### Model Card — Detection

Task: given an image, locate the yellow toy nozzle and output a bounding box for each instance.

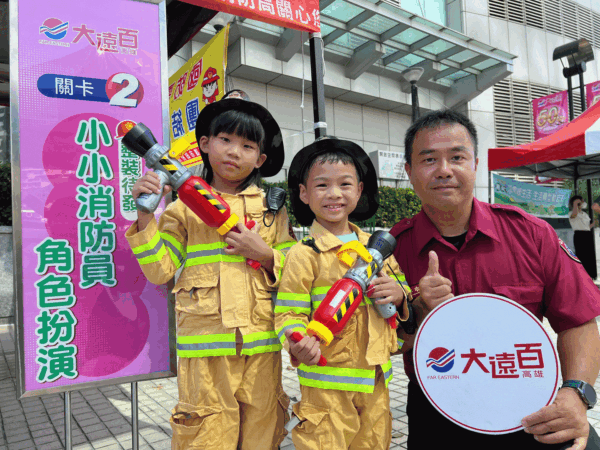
[217,213,239,235]
[336,240,372,267]
[307,320,334,346]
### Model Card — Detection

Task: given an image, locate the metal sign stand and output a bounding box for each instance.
[61,384,140,450]
[64,392,72,450]
[132,382,139,450]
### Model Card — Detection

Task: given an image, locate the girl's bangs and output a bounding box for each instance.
[209,110,266,152]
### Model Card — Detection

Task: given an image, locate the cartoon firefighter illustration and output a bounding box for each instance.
[202,67,220,105]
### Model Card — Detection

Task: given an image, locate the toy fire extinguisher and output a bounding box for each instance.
[307,231,399,347]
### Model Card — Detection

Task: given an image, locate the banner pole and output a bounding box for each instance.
[132,381,139,450]
[309,32,327,139]
[64,391,72,450]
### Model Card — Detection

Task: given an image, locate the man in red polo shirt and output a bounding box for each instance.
[391,109,600,449]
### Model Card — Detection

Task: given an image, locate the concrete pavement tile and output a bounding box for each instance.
[3,415,26,425]
[117,436,149,449]
[139,427,160,437]
[141,431,170,444]
[73,444,94,450]
[91,443,122,450]
[20,404,43,414]
[86,429,113,441]
[5,433,31,445]
[77,415,102,427]
[33,433,61,446]
[156,424,172,436]
[149,438,172,450]
[389,399,405,408]
[23,410,47,420]
[96,406,120,415]
[6,440,35,450]
[0,405,23,415]
[82,423,108,434]
[36,441,63,450]
[103,418,127,428]
[71,434,89,446]
[27,421,55,432]
[109,424,133,436]
[30,426,56,438]
[90,436,120,449]
[73,406,94,416]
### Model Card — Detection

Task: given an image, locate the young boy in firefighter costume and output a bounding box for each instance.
[126,97,296,450]
[275,137,411,450]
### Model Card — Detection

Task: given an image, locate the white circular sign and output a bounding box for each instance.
[414,293,559,435]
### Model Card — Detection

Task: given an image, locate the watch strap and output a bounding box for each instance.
[561,380,583,390]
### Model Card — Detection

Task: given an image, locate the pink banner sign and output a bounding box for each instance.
[533,91,569,140]
[14,0,173,397]
[587,80,600,109]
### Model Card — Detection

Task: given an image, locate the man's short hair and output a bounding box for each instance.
[404,109,478,166]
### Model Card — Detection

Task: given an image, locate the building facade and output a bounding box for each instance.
[171,0,516,200]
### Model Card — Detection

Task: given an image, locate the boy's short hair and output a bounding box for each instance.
[301,151,359,186]
[404,109,478,166]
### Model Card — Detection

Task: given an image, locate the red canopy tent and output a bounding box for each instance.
[488,98,600,180]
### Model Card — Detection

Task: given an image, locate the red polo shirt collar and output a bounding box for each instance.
[413,198,501,254]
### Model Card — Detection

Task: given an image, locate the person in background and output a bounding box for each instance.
[569,195,597,279]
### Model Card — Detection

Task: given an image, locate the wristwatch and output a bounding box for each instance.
[560,380,597,410]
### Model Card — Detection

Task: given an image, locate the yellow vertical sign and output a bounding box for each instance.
[168,25,229,167]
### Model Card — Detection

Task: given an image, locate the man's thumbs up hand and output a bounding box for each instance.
[418,251,453,317]
[426,250,441,277]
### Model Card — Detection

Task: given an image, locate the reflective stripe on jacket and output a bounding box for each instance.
[126,185,296,357]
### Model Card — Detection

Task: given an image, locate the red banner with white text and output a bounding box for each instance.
[182,0,320,33]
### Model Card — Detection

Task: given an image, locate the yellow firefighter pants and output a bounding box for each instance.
[170,351,289,450]
[292,366,391,450]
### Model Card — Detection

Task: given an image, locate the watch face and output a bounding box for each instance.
[583,383,597,407]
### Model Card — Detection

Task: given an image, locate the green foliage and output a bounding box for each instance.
[370,186,422,228]
[0,163,10,227]
[262,180,421,229]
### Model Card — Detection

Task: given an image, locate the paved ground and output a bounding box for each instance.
[0,320,599,450]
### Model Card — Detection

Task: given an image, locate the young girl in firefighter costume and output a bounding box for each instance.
[274,137,411,450]
[126,96,295,450]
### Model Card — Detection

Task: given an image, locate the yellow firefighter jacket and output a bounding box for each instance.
[125,184,296,358]
[274,221,411,394]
